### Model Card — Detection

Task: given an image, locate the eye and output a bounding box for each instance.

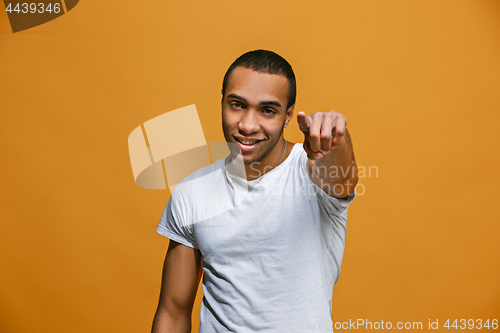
[262,108,276,115]
[230,102,244,109]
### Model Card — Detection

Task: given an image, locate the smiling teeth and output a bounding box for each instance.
[238,139,258,145]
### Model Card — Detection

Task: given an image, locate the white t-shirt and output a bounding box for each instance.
[157,143,355,333]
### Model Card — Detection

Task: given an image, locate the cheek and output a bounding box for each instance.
[221,111,232,126]
[264,121,285,135]
[222,116,235,130]
[222,112,243,130]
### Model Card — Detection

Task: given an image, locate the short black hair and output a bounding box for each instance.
[221,50,296,110]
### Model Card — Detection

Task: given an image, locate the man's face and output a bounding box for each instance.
[222,66,294,165]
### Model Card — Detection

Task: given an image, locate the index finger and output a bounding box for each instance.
[297,112,311,134]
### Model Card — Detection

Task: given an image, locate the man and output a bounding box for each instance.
[151,50,358,333]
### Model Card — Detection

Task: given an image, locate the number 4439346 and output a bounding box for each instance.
[444,319,498,329]
[5,3,62,14]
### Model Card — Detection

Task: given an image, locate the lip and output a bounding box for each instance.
[233,136,263,152]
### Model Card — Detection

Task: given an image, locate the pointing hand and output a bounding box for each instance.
[297,110,347,160]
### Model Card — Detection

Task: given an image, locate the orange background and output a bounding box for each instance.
[1,1,499,332]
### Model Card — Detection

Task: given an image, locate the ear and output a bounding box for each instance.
[284,104,295,128]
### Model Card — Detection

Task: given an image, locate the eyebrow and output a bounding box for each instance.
[227,93,282,108]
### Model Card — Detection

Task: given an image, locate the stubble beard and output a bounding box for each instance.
[222,119,286,166]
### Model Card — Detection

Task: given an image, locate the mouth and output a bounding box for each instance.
[233,136,264,151]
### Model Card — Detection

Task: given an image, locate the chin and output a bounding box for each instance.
[242,157,260,165]
[243,148,269,165]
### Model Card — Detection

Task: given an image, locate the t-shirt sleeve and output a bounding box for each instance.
[312,180,355,218]
[156,193,199,249]
[297,145,355,218]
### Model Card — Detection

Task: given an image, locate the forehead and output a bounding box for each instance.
[225,67,289,104]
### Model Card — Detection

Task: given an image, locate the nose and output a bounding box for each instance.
[238,110,260,135]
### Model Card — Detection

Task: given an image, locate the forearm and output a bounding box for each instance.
[151,307,192,333]
[308,129,358,197]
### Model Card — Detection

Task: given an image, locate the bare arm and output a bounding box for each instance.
[151,240,203,333]
[297,111,358,198]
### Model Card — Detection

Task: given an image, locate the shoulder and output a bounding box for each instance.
[289,143,307,160]
[285,142,308,172]
[171,158,226,200]
[169,157,235,225]
[179,158,226,184]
